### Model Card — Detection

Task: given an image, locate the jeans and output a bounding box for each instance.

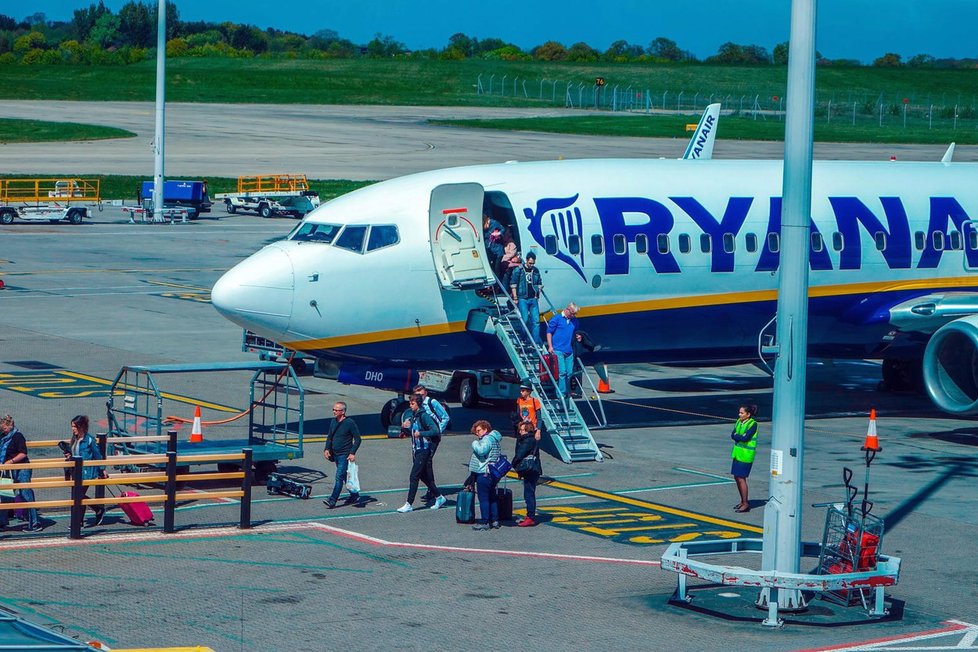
[555,350,575,398]
[518,298,541,345]
[407,448,439,504]
[475,473,499,524]
[328,455,353,503]
[13,468,38,529]
[423,436,440,495]
[522,471,539,518]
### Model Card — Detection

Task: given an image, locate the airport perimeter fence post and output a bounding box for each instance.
[167,430,177,454]
[164,451,176,533]
[95,434,107,503]
[239,448,253,530]
[69,457,84,540]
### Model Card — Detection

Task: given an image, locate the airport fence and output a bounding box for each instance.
[474,73,978,135]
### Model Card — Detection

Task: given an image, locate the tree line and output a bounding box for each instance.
[2,2,973,69]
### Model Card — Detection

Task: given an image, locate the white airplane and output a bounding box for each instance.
[211,154,978,416]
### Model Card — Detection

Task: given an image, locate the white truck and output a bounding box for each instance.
[418,369,522,408]
[215,174,320,218]
[0,178,99,225]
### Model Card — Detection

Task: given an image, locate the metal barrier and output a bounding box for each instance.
[2,431,253,539]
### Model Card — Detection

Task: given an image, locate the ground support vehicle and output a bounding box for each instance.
[105,361,304,483]
[215,174,321,218]
[138,180,212,219]
[419,369,521,408]
[0,178,100,225]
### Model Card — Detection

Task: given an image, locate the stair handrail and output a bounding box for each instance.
[572,357,608,428]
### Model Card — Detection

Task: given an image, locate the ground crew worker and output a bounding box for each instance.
[730,404,759,513]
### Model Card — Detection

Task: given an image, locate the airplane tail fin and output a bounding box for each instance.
[941,142,956,164]
[681,103,721,160]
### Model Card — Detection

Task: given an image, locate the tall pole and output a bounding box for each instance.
[151,0,166,223]
[758,0,816,616]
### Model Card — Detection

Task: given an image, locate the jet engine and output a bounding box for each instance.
[922,315,978,414]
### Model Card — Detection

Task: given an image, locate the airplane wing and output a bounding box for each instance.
[681,103,721,160]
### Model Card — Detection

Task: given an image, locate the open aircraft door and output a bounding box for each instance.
[429,183,494,290]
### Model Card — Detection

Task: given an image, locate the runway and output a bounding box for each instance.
[3,100,978,181]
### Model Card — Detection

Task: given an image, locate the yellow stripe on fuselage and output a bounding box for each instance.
[283,275,978,351]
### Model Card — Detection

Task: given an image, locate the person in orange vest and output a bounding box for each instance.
[730,404,759,513]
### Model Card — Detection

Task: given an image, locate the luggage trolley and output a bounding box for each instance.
[816,502,885,609]
[105,361,304,481]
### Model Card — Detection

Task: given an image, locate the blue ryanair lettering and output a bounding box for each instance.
[754,197,832,272]
[828,197,911,269]
[670,196,752,272]
[593,197,679,274]
[691,115,715,159]
[919,197,976,268]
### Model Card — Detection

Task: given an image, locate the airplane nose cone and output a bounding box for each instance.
[212,244,294,333]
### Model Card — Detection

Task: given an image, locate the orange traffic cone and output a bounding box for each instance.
[597,365,614,393]
[861,408,881,452]
[189,406,203,443]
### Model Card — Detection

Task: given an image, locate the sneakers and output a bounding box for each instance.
[430,495,447,510]
[472,523,491,531]
[490,520,501,529]
[518,516,537,527]
[26,524,43,532]
[396,502,414,513]
[93,507,105,526]
[323,498,337,509]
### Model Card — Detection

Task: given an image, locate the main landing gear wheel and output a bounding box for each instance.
[458,376,478,408]
[380,398,410,430]
[880,358,923,392]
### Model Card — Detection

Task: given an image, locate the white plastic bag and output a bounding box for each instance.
[346,461,361,494]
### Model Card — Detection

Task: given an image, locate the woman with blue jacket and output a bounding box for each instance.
[63,415,105,526]
[465,419,502,531]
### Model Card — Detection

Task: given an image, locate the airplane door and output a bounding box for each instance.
[963,221,978,272]
[429,183,494,290]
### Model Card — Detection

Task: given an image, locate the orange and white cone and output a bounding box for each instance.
[860,408,881,452]
[189,406,203,443]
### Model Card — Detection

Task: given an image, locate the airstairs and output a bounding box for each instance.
[467,286,604,463]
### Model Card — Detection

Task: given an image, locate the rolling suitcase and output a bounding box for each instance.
[496,487,513,522]
[539,353,559,385]
[119,491,155,526]
[455,487,476,524]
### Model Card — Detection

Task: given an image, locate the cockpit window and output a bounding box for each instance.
[334,225,367,253]
[367,225,400,252]
[291,222,342,243]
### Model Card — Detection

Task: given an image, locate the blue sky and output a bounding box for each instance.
[20,0,978,64]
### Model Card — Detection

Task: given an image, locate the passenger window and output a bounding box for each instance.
[722,233,735,254]
[657,234,670,254]
[932,231,945,251]
[810,232,823,252]
[767,233,780,253]
[367,225,399,252]
[969,230,978,251]
[678,233,691,254]
[914,231,925,251]
[613,234,627,255]
[591,234,603,255]
[832,232,844,252]
[291,222,342,243]
[635,234,648,254]
[874,232,886,251]
[545,235,558,255]
[700,234,711,253]
[950,230,962,250]
[334,225,367,253]
[568,234,581,255]
[745,233,757,253]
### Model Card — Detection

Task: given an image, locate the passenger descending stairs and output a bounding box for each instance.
[465,294,603,463]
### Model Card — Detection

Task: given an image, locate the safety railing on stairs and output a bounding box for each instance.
[473,279,603,462]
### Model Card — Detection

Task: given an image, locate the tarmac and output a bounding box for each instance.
[0,209,976,650]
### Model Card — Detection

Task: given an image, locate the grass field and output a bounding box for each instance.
[0,174,373,201]
[3,59,977,109]
[0,118,134,143]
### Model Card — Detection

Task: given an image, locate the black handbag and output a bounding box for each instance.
[515,446,542,475]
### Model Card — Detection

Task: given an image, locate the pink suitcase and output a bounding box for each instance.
[119,491,154,526]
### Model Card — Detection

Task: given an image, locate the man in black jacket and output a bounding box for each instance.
[322,401,361,509]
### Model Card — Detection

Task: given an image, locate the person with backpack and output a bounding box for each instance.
[396,394,446,512]
[512,420,543,527]
[414,384,449,503]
